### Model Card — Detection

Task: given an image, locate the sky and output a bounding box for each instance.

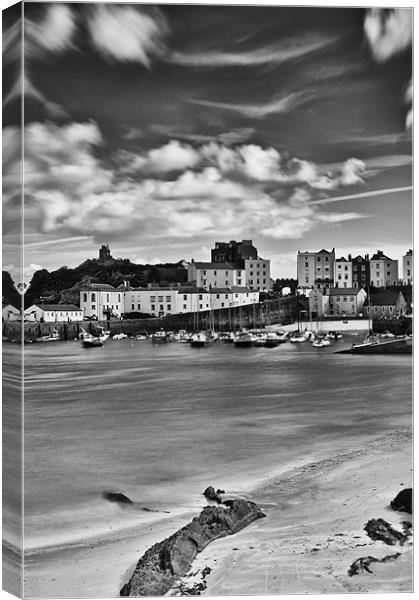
[2,2,413,283]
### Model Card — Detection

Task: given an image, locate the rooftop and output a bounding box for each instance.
[34,304,81,311]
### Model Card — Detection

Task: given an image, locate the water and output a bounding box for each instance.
[14,337,412,552]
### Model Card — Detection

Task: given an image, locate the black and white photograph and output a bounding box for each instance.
[2,1,413,597]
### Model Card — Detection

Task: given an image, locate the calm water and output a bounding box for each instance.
[11,337,412,551]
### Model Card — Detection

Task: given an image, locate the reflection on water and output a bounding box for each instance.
[17,338,412,550]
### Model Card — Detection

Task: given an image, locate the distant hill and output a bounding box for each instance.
[23,258,188,308]
[2,271,21,308]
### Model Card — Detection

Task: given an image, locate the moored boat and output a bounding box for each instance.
[336,334,412,355]
[189,331,214,347]
[35,328,60,342]
[234,331,255,347]
[151,330,169,343]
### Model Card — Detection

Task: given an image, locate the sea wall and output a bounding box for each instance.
[3,297,296,342]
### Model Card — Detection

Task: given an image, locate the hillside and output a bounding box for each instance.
[2,270,21,308]
[23,258,188,308]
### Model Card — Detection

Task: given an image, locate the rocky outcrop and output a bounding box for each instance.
[202,486,222,504]
[120,498,265,596]
[103,491,133,504]
[390,488,412,514]
[364,518,408,546]
[348,553,401,576]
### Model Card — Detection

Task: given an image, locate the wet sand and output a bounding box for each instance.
[24,428,412,597]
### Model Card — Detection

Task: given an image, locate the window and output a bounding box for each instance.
[376,272,380,277]
[407,260,410,266]
[317,257,321,262]
[203,270,206,275]
[235,294,238,298]
[183,294,187,301]
[118,294,121,302]
[336,297,341,301]
[257,279,260,284]
[338,265,341,269]
[338,275,342,280]
[350,296,354,301]
[344,275,348,280]
[237,279,241,284]
[221,302,224,307]
[166,296,171,302]
[343,297,347,302]
[137,304,141,310]
[216,294,220,299]
[199,304,203,310]
[83,293,87,302]
[387,271,391,276]
[106,294,110,302]
[250,271,253,276]
[159,304,164,311]
[407,269,411,276]
[92,293,96,302]
[225,281,229,285]
[151,304,155,311]
[167,304,171,311]
[263,279,266,284]
[151,296,156,302]
[361,265,365,271]
[131,304,135,310]
[214,271,217,276]
[206,304,209,308]
[183,304,187,310]
[199,294,203,300]
[250,279,253,285]
[344,265,348,271]
[325,257,329,262]
[158,296,163,302]
[225,294,228,299]
[92,304,96,310]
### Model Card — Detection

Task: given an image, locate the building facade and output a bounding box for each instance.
[364,290,407,318]
[24,304,83,322]
[328,288,367,316]
[244,258,270,292]
[369,251,398,287]
[211,240,257,264]
[297,248,335,288]
[80,283,124,320]
[187,261,246,289]
[403,249,413,284]
[351,254,370,289]
[2,304,20,321]
[334,256,352,288]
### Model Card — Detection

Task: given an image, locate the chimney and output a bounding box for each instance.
[348,254,352,261]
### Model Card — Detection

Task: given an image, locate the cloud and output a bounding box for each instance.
[25,4,76,57]
[364,9,412,130]
[364,9,412,62]
[3,121,368,251]
[170,34,338,67]
[189,92,309,119]
[310,185,412,206]
[86,5,169,66]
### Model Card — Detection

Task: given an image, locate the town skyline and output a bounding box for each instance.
[3,4,412,284]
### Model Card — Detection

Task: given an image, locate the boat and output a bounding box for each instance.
[219,332,235,343]
[254,333,267,347]
[189,331,214,347]
[151,330,169,343]
[289,333,306,343]
[234,331,255,347]
[264,332,282,348]
[35,328,60,342]
[135,333,148,341]
[112,333,128,340]
[326,331,342,341]
[336,334,412,355]
[312,337,331,348]
[82,327,110,348]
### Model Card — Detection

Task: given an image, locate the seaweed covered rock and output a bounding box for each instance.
[348,553,401,576]
[120,498,265,596]
[390,488,412,514]
[364,518,408,546]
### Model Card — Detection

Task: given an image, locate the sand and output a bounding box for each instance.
[24,428,412,597]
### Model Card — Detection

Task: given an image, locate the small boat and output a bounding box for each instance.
[254,333,267,347]
[82,335,104,348]
[289,333,306,343]
[35,328,60,342]
[264,332,282,348]
[234,331,255,347]
[219,332,235,343]
[378,330,396,339]
[189,331,214,347]
[325,331,342,341]
[135,333,148,341]
[112,333,128,340]
[151,330,169,343]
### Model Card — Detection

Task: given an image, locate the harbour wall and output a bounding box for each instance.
[271,319,371,334]
[4,297,297,342]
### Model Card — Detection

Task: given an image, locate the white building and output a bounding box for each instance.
[334,256,353,288]
[24,304,83,322]
[297,248,335,288]
[308,288,331,318]
[187,261,246,289]
[2,304,21,321]
[403,249,413,284]
[80,283,124,320]
[121,285,259,318]
[244,258,271,292]
[369,251,398,287]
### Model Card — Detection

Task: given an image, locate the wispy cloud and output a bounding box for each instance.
[189,92,309,119]
[170,34,338,67]
[310,186,412,206]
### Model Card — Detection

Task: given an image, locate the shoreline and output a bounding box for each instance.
[24,427,412,597]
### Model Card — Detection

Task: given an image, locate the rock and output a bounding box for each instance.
[364,518,407,545]
[390,488,412,514]
[120,498,265,596]
[348,553,401,576]
[216,489,225,495]
[103,492,133,505]
[202,486,222,504]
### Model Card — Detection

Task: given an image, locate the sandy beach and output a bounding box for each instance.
[24,427,412,597]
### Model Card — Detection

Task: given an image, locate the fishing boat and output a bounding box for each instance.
[264,332,282,348]
[234,331,255,347]
[219,332,235,343]
[35,328,60,342]
[254,333,267,347]
[289,333,306,343]
[336,334,412,355]
[112,333,128,340]
[151,330,169,343]
[189,331,214,347]
[82,327,110,348]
